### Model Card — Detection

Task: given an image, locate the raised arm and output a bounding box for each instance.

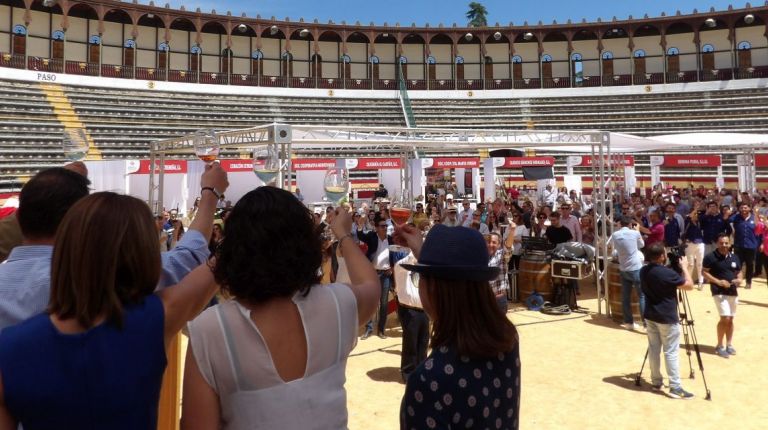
[332,209,380,326]
[188,162,229,240]
[157,262,219,346]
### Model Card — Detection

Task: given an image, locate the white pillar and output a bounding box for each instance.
[483,158,496,202]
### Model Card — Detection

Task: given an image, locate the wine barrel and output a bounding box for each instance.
[607,262,642,323]
[518,254,553,303]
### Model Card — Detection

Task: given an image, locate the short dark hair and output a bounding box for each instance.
[49,193,160,328]
[619,216,633,226]
[17,167,90,240]
[214,187,321,303]
[716,232,731,243]
[645,242,666,262]
[549,211,561,219]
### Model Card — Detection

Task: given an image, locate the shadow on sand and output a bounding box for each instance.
[366,366,404,384]
[602,374,668,398]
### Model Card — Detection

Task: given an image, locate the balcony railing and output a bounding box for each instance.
[0,53,25,69]
[5,54,767,91]
[65,61,98,76]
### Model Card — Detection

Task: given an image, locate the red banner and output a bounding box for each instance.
[432,157,480,168]
[662,155,721,168]
[291,158,337,171]
[352,158,402,170]
[756,154,768,168]
[578,155,634,167]
[219,159,254,172]
[131,160,187,174]
[503,157,555,168]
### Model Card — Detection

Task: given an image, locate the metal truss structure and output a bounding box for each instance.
[150,123,620,315]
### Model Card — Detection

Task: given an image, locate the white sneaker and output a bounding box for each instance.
[621,323,634,330]
[696,283,703,291]
[633,323,645,332]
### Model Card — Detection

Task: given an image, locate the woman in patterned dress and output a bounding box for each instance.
[398,224,520,430]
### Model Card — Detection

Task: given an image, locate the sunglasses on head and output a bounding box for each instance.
[377,224,387,228]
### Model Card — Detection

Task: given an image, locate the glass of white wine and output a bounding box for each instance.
[193,129,219,164]
[323,167,349,205]
[62,130,89,162]
[253,145,280,185]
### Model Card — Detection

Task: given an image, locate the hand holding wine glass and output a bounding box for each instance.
[193,129,219,164]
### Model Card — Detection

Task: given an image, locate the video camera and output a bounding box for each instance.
[667,245,685,274]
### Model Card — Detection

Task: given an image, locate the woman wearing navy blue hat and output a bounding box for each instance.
[398,224,520,430]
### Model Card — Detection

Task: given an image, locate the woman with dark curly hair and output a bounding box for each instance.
[181,186,380,430]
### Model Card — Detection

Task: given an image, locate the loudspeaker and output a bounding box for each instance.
[270,124,292,143]
[489,149,524,158]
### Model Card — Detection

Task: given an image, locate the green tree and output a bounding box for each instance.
[466,2,488,27]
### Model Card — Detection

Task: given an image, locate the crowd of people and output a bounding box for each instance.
[0,161,766,428]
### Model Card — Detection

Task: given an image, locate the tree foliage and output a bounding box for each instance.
[466,2,488,27]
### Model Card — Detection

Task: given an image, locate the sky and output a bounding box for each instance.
[142,0,744,27]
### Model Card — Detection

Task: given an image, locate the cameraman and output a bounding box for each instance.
[702,233,742,358]
[640,242,695,399]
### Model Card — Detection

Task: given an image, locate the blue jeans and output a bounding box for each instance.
[365,271,392,335]
[620,269,646,324]
[646,320,681,389]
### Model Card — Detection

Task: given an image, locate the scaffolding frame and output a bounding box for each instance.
[150,123,618,315]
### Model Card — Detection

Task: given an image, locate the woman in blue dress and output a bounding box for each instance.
[0,192,219,430]
[398,224,520,430]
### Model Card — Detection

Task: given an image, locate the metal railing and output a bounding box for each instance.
[398,63,417,128]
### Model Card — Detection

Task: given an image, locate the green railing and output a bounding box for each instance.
[397,63,417,128]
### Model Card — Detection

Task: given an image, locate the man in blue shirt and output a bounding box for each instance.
[727,203,759,289]
[702,234,742,358]
[700,201,730,256]
[0,163,229,332]
[663,203,683,249]
[607,216,645,330]
[640,242,695,399]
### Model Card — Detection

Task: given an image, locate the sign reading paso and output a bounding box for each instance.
[493,157,555,168]
[651,155,721,167]
[291,158,337,171]
[422,157,480,169]
[346,158,402,170]
[128,159,187,174]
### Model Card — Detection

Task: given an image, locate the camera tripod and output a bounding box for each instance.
[634,289,712,400]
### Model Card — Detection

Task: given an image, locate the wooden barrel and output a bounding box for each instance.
[518,254,553,303]
[607,262,642,323]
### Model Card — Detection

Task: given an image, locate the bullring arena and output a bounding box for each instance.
[2,0,768,429]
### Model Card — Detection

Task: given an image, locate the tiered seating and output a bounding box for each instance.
[411,89,768,135]
[0,80,67,191]
[64,86,404,159]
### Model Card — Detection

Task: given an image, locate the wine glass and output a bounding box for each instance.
[389,190,413,253]
[323,167,349,205]
[253,145,280,185]
[193,129,219,164]
[62,129,89,161]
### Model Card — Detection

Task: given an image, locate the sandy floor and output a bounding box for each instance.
[345,278,768,430]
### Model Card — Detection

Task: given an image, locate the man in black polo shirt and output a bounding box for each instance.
[640,242,695,399]
[702,233,742,359]
[545,211,572,245]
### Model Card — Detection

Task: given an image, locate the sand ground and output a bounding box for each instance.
[345,278,768,430]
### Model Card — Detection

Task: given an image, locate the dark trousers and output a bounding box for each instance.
[735,247,756,284]
[365,271,392,334]
[755,251,765,278]
[397,304,430,382]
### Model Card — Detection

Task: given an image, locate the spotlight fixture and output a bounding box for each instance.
[523,32,534,41]
[237,24,247,33]
[42,0,58,7]
[493,31,502,41]
[299,28,310,38]
[744,14,755,24]
[704,18,716,28]
[464,32,473,42]
[269,25,279,35]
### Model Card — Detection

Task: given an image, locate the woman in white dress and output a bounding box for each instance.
[181,187,380,430]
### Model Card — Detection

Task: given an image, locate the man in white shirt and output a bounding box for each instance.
[442,206,462,227]
[355,215,395,339]
[542,184,557,207]
[394,253,429,382]
[607,216,646,330]
[459,199,473,226]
